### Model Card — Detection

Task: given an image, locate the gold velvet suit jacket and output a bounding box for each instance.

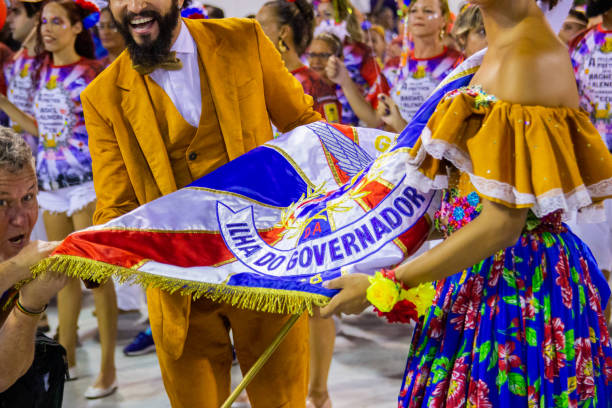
[82,17,320,358]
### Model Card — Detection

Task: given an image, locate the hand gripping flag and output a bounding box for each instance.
[33,51,484,315]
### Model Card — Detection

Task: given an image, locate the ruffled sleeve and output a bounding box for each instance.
[407,92,612,218]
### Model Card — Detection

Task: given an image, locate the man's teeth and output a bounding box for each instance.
[131,17,154,25]
[9,235,24,243]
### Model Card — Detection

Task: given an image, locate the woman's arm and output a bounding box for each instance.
[0,95,38,136]
[320,198,528,317]
[396,199,528,286]
[326,56,383,127]
[377,94,408,133]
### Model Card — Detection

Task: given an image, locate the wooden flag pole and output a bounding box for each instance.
[220,312,303,408]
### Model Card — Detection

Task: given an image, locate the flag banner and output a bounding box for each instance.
[33,52,482,314]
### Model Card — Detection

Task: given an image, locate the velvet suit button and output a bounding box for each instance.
[188,152,197,161]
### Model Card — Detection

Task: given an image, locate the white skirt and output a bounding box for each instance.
[38,181,96,217]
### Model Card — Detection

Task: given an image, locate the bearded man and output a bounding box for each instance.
[80,0,321,406]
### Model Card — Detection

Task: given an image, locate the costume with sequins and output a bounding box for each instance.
[33,58,101,191]
[399,86,612,407]
[571,24,612,151]
[3,50,40,153]
[389,47,463,123]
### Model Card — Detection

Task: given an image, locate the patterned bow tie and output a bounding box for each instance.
[132,51,183,75]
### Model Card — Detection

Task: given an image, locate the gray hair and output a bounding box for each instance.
[0,127,34,173]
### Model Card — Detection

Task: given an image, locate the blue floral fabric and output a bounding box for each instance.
[399,210,612,407]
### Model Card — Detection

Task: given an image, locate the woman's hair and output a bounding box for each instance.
[327,0,363,42]
[369,24,386,41]
[451,5,483,39]
[568,8,588,24]
[407,0,450,20]
[545,0,560,9]
[264,0,315,55]
[35,0,95,60]
[313,32,344,58]
[23,1,44,18]
[438,0,451,19]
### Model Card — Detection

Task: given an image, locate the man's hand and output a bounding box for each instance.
[325,56,352,87]
[10,241,59,281]
[19,272,68,312]
[320,273,371,318]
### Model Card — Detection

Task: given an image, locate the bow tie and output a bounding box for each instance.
[132,52,183,75]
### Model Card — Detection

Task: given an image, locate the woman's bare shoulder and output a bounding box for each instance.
[491,33,579,108]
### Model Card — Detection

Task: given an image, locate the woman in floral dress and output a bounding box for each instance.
[320,0,612,406]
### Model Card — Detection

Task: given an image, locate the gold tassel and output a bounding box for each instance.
[31,256,331,315]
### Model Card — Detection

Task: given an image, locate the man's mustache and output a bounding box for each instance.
[121,10,162,27]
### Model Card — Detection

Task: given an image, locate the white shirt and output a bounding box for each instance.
[149,22,202,128]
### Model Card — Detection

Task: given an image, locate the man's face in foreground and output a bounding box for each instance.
[0,165,38,261]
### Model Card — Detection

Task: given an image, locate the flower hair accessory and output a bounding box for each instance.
[75,0,100,29]
[181,6,208,19]
[366,269,436,324]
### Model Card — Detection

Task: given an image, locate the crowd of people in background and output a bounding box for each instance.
[0,0,611,406]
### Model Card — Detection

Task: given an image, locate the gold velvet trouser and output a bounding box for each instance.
[153,297,309,408]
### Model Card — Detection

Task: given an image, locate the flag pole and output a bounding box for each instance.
[220,312,303,408]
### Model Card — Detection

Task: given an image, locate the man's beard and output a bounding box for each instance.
[112,3,180,67]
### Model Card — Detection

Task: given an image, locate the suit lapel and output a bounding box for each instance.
[185,18,245,160]
[116,56,177,195]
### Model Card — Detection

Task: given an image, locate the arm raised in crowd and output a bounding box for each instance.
[0,96,38,136]
[326,56,382,128]
[252,19,321,132]
[82,93,140,226]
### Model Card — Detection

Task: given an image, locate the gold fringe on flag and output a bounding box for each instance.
[31,255,331,315]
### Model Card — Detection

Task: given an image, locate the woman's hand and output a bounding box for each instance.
[325,56,352,87]
[320,273,371,318]
[377,94,407,133]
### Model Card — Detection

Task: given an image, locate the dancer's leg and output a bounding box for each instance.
[72,202,118,389]
[44,210,80,368]
[307,316,335,408]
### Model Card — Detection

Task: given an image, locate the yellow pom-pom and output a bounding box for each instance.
[400,282,436,317]
[366,271,400,313]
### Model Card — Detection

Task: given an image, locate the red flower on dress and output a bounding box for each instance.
[554,253,573,309]
[429,379,450,408]
[450,276,484,331]
[575,337,595,399]
[488,255,504,287]
[467,380,492,408]
[498,342,522,372]
[486,294,500,319]
[527,385,539,408]
[542,318,566,381]
[447,356,468,408]
[524,287,536,320]
[427,314,445,339]
[604,357,612,382]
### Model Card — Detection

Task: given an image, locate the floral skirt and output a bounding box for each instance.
[399,228,612,408]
